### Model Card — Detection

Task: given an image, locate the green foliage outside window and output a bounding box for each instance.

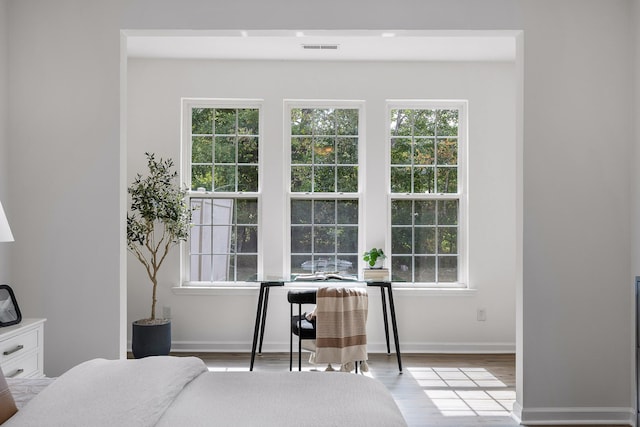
[390,109,458,194]
[290,107,360,275]
[391,199,459,283]
[188,105,260,283]
[390,107,461,284]
[290,199,359,275]
[290,108,359,193]
[191,108,259,192]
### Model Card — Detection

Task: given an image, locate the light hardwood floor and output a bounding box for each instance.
[180,352,520,427]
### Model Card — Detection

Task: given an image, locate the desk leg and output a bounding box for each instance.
[258,286,271,354]
[250,283,266,371]
[298,303,302,371]
[380,287,391,354]
[386,284,403,373]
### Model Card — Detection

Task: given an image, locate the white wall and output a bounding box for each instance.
[3,0,637,425]
[634,0,640,418]
[519,1,634,423]
[635,0,640,279]
[127,58,517,353]
[0,0,9,283]
[7,0,123,375]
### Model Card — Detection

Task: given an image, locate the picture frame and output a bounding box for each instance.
[0,285,21,327]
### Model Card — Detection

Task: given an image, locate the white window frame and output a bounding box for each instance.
[386,100,468,288]
[181,98,264,286]
[283,100,366,277]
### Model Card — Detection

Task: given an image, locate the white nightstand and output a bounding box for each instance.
[0,318,45,378]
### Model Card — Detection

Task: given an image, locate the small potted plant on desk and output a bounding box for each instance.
[363,248,386,269]
[363,248,389,281]
[127,152,192,358]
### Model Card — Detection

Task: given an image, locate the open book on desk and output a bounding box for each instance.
[293,272,358,281]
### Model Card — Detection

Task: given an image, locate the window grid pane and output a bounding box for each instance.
[290,106,360,278]
[390,109,459,195]
[391,198,459,284]
[390,106,461,285]
[291,199,358,276]
[189,197,259,282]
[188,104,260,284]
[290,108,359,194]
[191,108,260,192]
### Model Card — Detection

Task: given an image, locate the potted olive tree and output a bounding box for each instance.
[127,153,192,358]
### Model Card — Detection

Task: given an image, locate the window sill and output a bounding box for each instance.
[391,286,477,297]
[172,285,259,296]
[172,284,477,297]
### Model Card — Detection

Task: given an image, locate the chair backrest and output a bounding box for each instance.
[287,289,317,305]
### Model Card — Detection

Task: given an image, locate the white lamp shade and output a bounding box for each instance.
[0,201,14,242]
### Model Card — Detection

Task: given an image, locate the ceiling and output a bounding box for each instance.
[126,30,517,62]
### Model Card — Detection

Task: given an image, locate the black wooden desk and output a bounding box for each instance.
[249,280,402,373]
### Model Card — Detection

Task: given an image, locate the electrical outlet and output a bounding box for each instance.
[162,306,172,319]
[477,309,486,322]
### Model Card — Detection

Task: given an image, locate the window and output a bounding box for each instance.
[180,99,466,287]
[388,103,466,286]
[183,100,261,283]
[287,103,362,277]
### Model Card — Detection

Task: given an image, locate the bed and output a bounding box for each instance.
[1,356,407,426]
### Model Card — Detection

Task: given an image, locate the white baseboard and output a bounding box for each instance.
[393,341,515,354]
[144,340,516,354]
[511,401,523,424]
[516,405,635,426]
[170,341,250,352]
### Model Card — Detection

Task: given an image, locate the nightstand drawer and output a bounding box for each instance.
[0,328,38,364]
[1,352,38,378]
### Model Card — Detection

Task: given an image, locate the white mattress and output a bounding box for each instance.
[7,377,55,409]
[2,357,407,427]
[157,371,407,427]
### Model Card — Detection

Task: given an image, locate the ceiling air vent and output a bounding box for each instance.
[302,44,339,50]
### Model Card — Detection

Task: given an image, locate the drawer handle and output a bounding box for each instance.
[3,345,24,356]
[6,369,23,378]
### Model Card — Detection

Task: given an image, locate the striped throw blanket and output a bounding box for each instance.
[315,287,368,366]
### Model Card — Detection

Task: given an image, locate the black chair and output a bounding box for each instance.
[287,289,317,371]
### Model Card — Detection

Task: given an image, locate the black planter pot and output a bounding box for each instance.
[131,320,171,359]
